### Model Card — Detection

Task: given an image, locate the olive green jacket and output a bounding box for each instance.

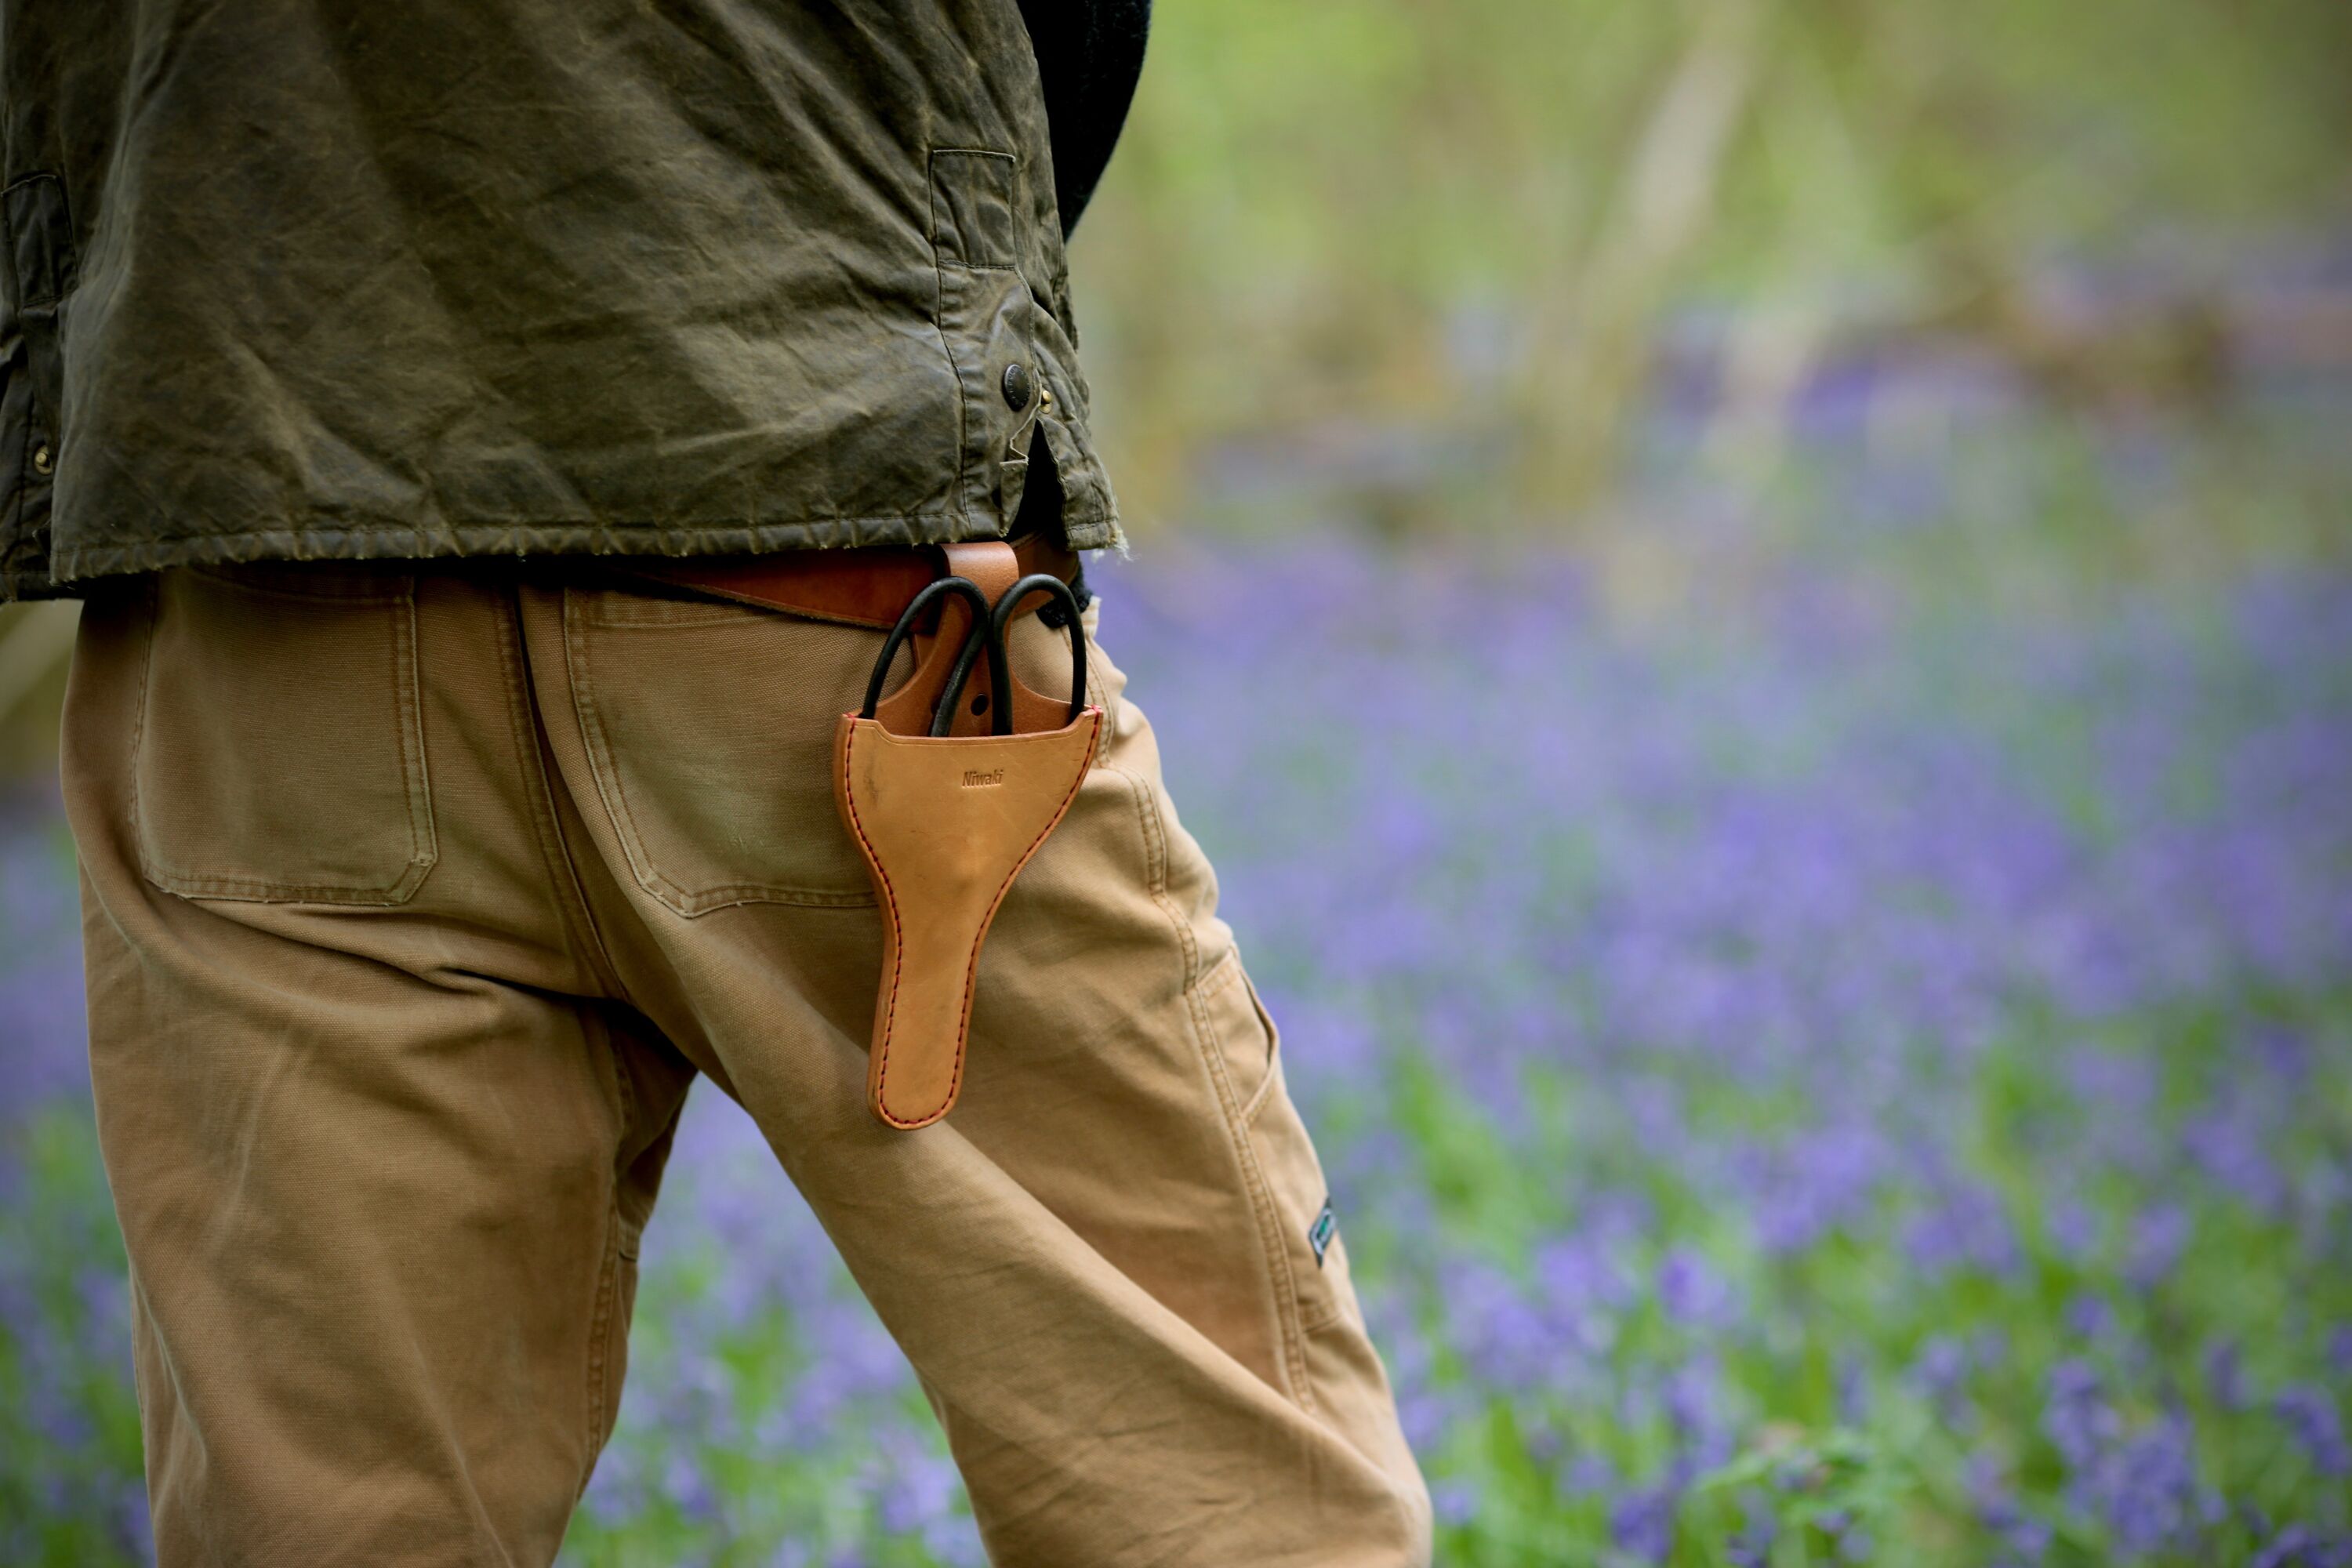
[0,0,1118,603]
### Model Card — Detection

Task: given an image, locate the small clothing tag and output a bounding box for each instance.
[1308,1195,1337,1267]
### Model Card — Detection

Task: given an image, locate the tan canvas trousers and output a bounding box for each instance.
[60,560,1431,1567]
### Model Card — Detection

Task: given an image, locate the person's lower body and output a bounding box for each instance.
[60,557,1431,1566]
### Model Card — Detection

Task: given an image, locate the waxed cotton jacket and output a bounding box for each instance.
[0,0,1119,603]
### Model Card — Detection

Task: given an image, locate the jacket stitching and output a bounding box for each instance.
[1,172,75,308]
[37,510,1128,594]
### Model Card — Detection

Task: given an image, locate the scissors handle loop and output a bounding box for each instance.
[987,573,1088,735]
[862,575,993,737]
[861,570,1088,739]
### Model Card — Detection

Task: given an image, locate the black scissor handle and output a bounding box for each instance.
[862,575,993,737]
[986,572,1088,735]
[862,572,1087,739]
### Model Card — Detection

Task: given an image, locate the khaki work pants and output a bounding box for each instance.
[60,561,1431,1566]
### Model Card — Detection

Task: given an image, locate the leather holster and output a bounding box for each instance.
[627,540,1099,1129]
[833,542,1102,1127]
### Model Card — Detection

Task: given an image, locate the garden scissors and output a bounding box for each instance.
[858,566,1089,738]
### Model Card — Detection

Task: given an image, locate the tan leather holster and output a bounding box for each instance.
[833,542,1101,1127]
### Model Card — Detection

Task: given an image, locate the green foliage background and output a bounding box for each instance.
[1070,0,2351,535]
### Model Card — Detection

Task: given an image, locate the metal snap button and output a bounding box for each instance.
[30,441,54,476]
[1000,361,1035,411]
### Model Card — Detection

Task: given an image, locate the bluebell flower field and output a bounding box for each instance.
[5,1,2352,1547]
[5,379,2350,1563]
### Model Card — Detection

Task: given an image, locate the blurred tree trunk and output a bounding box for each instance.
[1512,0,1763,515]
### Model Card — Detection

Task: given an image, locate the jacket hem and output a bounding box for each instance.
[11,508,1123,602]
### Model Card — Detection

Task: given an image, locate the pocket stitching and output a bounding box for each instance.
[1235,970,1283,1127]
[1201,956,1352,1335]
[1194,948,1281,1124]
[570,594,788,630]
[132,573,438,905]
[561,590,877,916]
[1183,949,1315,1414]
[1104,749,1315,1409]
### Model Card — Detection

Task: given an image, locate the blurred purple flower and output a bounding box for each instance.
[1656,1248,1737,1329]
[1610,1483,1678,1565]
[1907,1184,2024,1279]
[1429,1479,1478,1526]
[2205,1339,2250,1413]
[1911,1335,1972,1413]
[2042,1359,2118,1469]
[2251,1523,2352,1568]
[2124,1202,2193,1290]
[2276,1388,2351,1479]
[660,1451,721,1526]
[2061,1292,2114,1343]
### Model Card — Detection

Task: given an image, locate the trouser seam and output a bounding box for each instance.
[581,1200,623,1498]
[560,590,677,916]
[499,582,629,1000]
[502,583,638,1488]
[1102,757,1316,1414]
[123,577,158,887]
[575,1004,631,1498]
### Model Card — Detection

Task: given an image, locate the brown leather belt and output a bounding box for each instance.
[622,533,1082,630]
